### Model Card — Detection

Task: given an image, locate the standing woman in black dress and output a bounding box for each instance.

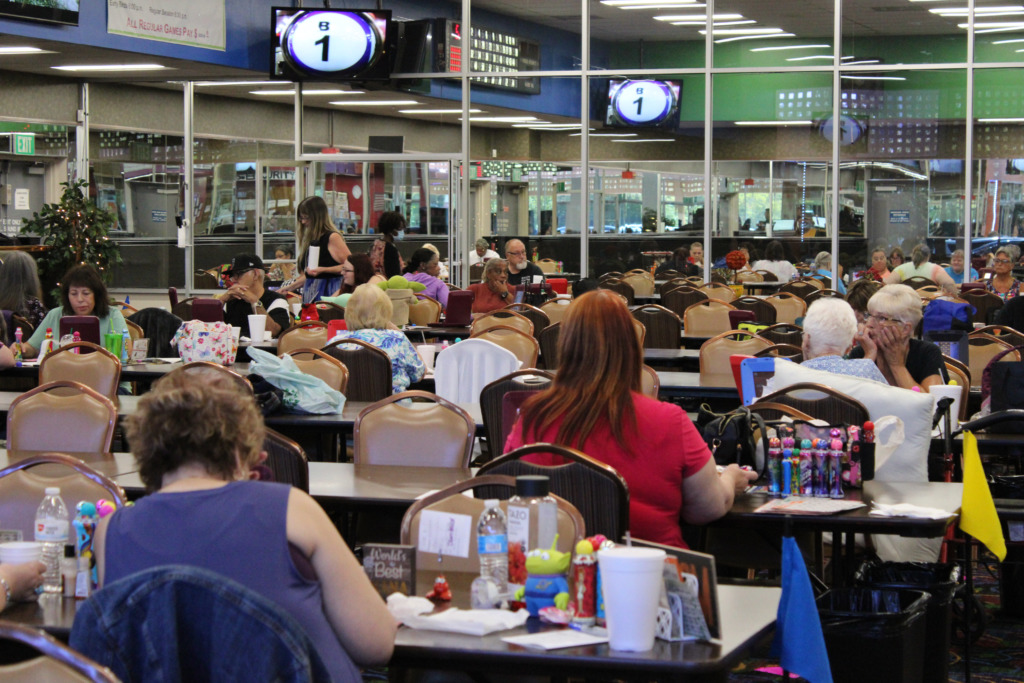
[281,196,351,303]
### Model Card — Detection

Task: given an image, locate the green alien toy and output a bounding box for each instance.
[513,535,571,616]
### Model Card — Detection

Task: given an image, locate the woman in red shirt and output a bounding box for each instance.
[469,258,512,315]
[505,290,755,548]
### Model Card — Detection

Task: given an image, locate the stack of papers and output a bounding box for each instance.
[753,498,866,515]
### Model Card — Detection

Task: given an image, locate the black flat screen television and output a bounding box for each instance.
[604,79,682,130]
[271,8,392,81]
[0,0,78,25]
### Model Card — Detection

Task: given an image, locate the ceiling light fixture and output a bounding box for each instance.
[399,108,484,114]
[750,44,830,51]
[734,120,813,126]
[701,27,786,35]
[932,5,1023,14]
[839,74,907,80]
[251,89,358,96]
[673,19,756,26]
[466,116,540,122]
[978,117,1024,122]
[655,13,743,20]
[785,55,835,61]
[196,80,290,87]
[52,63,167,72]
[612,138,677,142]
[602,0,701,6]
[0,47,47,55]
[570,132,638,137]
[842,59,881,65]
[715,33,795,43]
[956,20,1024,27]
[329,100,420,106]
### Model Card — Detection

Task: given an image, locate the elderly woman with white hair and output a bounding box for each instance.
[847,284,946,390]
[812,251,846,294]
[801,298,888,384]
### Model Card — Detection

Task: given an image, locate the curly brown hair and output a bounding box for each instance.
[126,371,264,492]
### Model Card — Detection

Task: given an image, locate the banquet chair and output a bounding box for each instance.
[314,301,346,324]
[758,322,804,347]
[621,272,655,297]
[632,318,647,348]
[354,390,475,467]
[469,262,485,283]
[286,348,349,392]
[968,334,1020,388]
[658,278,690,296]
[113,300,138,315]
[904,276,937,290]
[658,269,683,279]
[684,276,704,286]
[276,321,328,356]
[262,428,309,492]
[323,338,392,402]
[503,303,550,337]
[433,338,520,404]
[755,382,870,426]
[662,286,709,318]
[699,331,771,386]
[539,297,571,325]
[915,285,944,301]
[698,282,736,303]
[708,272,729,285]
[753,343,803,362]
[39,342,122,402]
[479,369,555,458]
[537,321,561,369]
[8,382,116,454]
[598,271,622,282]
[0,621,119,683]
[166,361,253,395]
[753,269,779,282]
[972,325,1024,348]
[400,475,584,574]
[961,289,1004,325]
[537,258,559,274]
[764,293,807,325]
[748,401,813,422]
[125,320,144,346]
[407,296,441,326]
[631,305,681,349]
[640,364,660,398]
[735,270,763,284]
[804,289,844,306]
[478,443,629,541]
[0,454,126,541]
[69,566,331,683]
[599,279,635,306]
[942,356,971,421]
[470,325,540,368]
[683,300,736,337]
[778,280,819,300]
[167,286,179,309]
[127,308,184,358]
[471,310,534,337]
[171,297,194,321]
[731,296,777,325]
[190,298,224,323]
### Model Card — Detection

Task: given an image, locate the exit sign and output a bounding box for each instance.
[13,134,34,156]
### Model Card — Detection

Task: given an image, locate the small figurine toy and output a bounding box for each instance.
[514,535,571,616]
[426,574,452,602]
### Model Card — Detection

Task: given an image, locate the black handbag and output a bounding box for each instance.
[695,404,767,476]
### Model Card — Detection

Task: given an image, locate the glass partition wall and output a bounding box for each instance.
[10,0,1021,292]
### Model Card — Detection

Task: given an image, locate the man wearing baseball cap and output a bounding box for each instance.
[218,254,291,339]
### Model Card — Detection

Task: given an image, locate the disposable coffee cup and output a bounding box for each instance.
[231,326,242,342]
[598,547,666,651]
[533,275,544,285]
[0,541,43,565]
[418,344,436,372]
[247,314,267,343]
[307,246,321,270]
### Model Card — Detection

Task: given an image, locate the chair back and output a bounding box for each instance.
[69,566,331,683]
[699,331,771,386]
[539,297,571,325]
[640,364,660,398]
[193,270,220,289]
[731,296,777,324]
[755,382,870,425]
[314,301,346,323]
[286,348,349,392]
[972,325,1024,347]
[469,262,485,283]
[8,382,116,453]
[658,278,689,296]
[683,299,736,337]
[599,279,635,306]
[164,360,252,396]
[125,320,144,346]
[735,270,763,284]
[804,289,844,306]
[0,454,126,541]
[407,296,441,326]
[503,303,550,336]
[916,285,943,300]
[537,258,559,274]
[127,308,184,358]
[276,321,328,356]
[190,298,224,323]
[168,286,179,309]
[765,292,807,325]
[759,321,804,346]
[620,272,655,296]
[942,356,971,421]
[538,322,561,370]
[961,289,1004,325]
[480,370,555,455]
[754,343,803,362]
[39,342,122,401]
[698,282,736,302]
[470,325,540,367]
[0,621,120,683]
[471,310,534,337]
[478,444,629,541]
[753,269,779,282]
[661,285,709,317]
[749,402,814,422]
[263,428,309,492]
[630,305,681,349]
[904,276,936,290]
[323,338,392,401]
[968,333,1020,387]
[171,298,194,321]
[598,271,622,281]
[400,475,584,574]
[778,280,819,300]
[354,391,475,467]
[433,338,521,403]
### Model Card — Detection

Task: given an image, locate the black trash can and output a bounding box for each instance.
[817,588,930,683]
[855,562,960,683]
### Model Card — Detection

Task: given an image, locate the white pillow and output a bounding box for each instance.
[766,360,935,483]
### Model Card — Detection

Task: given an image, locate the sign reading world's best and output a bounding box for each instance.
[108,0,225,51]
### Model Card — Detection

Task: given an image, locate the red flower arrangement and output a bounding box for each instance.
[725,250,748,271]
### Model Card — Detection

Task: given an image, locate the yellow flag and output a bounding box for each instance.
[959,431,1007,562]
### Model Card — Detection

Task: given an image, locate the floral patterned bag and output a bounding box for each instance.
[172,320,239,365]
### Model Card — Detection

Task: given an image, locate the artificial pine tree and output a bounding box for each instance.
[21,179,122,305]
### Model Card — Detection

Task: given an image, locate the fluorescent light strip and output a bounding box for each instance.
[570,132,638,137]
[511,124,582,129]
[943,10,1024,17]
[251,89,359,96]
[978,117,1024,122]
[196,80,290,87]
[975,24,1024,31]
[700,27,786,34]
[673,19,756,26]
[842,59,881,65]
[750,44,830,51]
[0,47,47,55]
[715,33,795,43]
[617,3,706,7]
[52,64,166,72]
[956,20,1024,26]
[786,55,835,61]
[839,75,907,80]
[602,0,700,5]
[932,5,1023,14]
[399,109,483,114]
[992,37,1024,43]
[655,13,743,20]
[612,138,676,142]
[466,116,540,122]
[734,120,813,126]
[329,100,421,106]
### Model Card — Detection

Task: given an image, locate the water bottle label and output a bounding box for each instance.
[35,519,69,541]
[478,534,508,555]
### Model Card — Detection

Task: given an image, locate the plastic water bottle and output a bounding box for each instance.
[35,487,69,594]
[477,499,509,596]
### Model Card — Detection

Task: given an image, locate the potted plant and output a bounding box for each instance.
[21,179,122,305]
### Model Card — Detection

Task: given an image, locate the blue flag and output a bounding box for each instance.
[770,535,833,683]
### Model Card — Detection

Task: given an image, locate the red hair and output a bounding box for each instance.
[518,289,642,453]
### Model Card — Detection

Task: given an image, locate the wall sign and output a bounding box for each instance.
[108,0,226,51]
[890,210,910,224]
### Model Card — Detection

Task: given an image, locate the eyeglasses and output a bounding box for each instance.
[507,250,526,257]
[994,258,1013,265]
[342,268,354,274]
[867,313,904,325]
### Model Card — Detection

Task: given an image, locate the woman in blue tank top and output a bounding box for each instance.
[93,370,396,680]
